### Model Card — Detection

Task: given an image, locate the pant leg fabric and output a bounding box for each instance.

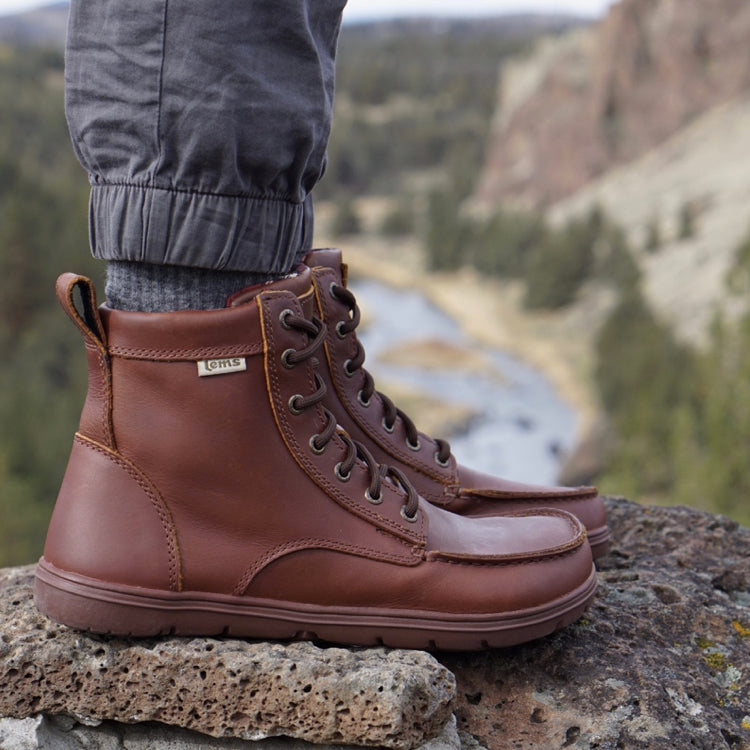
[65,0,346,274]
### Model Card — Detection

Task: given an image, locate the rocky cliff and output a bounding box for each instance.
[475,0,750,209]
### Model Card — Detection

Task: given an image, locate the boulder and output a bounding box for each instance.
[440,498,750,749]
[0,567,455,749]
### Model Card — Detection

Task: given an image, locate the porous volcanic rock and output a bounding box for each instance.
[0,566,455,749]
[0,713,467,750]
[440,497,750,749]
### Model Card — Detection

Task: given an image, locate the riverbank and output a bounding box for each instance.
[315,232,606,442]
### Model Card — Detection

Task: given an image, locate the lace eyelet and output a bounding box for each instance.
[288,395,303,415]
[365,488,383,505]
[281,349,296,369]
[400,506,419,523]
[309,435,325,455]
[279,308,294,329]
[343,359,354,377]
[329,281,340,300]
[357,390,371,408]
[335,320,347,339]
[406,437,421,452]
[334,462,352,482]
[434,451,451,468]
[382,417,395,434]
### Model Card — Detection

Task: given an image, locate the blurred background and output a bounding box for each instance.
[1,0,748,567]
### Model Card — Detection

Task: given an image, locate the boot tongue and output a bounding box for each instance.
[304,248,348,286]
[227,265,314,314]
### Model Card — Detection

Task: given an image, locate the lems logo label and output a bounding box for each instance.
[197,358,247,377]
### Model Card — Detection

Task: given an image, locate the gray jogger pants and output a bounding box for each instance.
[65,0,347,273]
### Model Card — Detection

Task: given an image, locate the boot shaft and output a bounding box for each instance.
[46,271,425,596]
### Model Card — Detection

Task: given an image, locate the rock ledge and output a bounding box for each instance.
[0,566,454,749]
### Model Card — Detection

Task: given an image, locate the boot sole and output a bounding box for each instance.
[587,525,611,560]
[34,558,597,651]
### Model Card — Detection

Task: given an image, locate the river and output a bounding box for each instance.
[349,278,578,486]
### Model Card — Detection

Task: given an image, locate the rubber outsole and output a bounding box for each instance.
[587,525,611,560]
[34,558,598,651]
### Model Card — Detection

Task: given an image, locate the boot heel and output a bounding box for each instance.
[34,559,170,637]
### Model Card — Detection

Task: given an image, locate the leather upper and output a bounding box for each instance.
[43,269,594,619]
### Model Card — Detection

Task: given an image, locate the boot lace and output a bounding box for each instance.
[329,283,452,468]
[280,309,420,521]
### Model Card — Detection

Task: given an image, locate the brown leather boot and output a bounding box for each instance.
[303,249,610,559]
[34,269,596,650]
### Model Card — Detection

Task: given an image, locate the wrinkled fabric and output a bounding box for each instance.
[66,0,346,272]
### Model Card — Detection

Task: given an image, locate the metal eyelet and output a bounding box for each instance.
[281,349,296,369]
[406,437,421,452]
[382,417,395,434]
[334,462,352,482]
[434,452,450,468]
[288,395,303,415]
[365,488,383,505]
[357,390,371,408]
[343,359,354,377]
[400,506,419,523]
[279,308,294,329]
[329,281,340,299]
[309,435,325,455]
[335,320,347,339]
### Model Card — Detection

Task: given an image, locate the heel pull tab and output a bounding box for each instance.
[56,273,107,351]
[56,273,115,449]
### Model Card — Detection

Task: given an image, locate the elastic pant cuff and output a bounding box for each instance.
[89,182,312,273]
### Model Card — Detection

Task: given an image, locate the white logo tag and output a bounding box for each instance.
[197,358,247,377]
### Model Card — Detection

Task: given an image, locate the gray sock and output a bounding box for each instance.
[106,262,290,312]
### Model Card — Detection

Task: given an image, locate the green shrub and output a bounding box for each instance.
[380,200,415,237]
[594,289,701,496]
[523,216,598,309]
[423,189,468,271]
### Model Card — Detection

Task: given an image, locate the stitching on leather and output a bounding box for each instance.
[428,536,585,566]
[74,434,183,591]
[85,341,115,450]
[426,507,586,565]
[427,549,583,566]
[233,537,418,595]
[102,348,115,449]
[67,280,107,355]
[260,295,424,543]
[109,342,263,360]
[461,489,594,501]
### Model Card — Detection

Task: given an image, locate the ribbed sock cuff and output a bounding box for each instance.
[106,262,288,311]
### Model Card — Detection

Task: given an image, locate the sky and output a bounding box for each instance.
[0,0,615,21]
